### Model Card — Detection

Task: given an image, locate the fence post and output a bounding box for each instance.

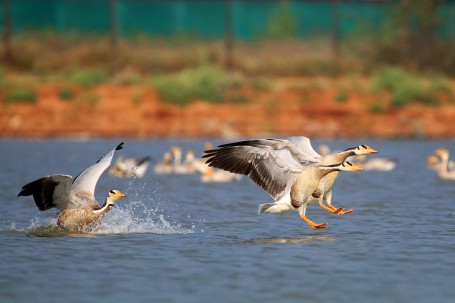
[3,0,13,63]
[331,0,340,60]
[224,0,234,69]
[109,0,118,75]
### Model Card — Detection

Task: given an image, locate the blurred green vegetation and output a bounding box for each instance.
[0,66,4,87]
[58,86,75,101]
[152,65,227,105]
[65,68,111,87]
[371,66,453,107]
[5,85,38,104]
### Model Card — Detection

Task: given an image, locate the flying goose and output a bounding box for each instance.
[434,148,455,180]
[285,137,377,215]
[203,138,364,229]
[18,143,126,233]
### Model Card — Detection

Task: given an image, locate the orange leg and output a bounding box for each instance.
[336,208,354,215]
[330,204,353,215]
[320,200,353,215]
[299,214,328,230]
[319,200,344,214]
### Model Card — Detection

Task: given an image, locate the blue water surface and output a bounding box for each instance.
[1,138,454,303]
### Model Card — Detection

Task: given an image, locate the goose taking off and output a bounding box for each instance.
[18,143,126,233]
[203,138,365,229]
[434,148,455,180]
[286,137,377,215]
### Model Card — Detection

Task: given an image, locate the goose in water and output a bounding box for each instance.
[200,166,243,183]
[18,143,126,233]
[153,151,173,174]
[170,146,197,174]
[109,155,151,178]
[355,155,396,171]
[427,152,455,171]
[434,148,455,180]
[203,138,364,229]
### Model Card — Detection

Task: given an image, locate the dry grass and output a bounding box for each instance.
[2,32,366,77]
[1,32,454,108]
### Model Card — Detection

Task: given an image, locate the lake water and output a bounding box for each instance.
[1,138,455,303]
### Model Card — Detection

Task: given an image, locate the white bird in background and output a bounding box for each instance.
[427,152,455,171]
[203,137,367,229]
[18,143,126,233]
[354,155,396,171]
[170,146,197,174]
[153,151,173,174]
[317,144,332,156]
[434,148,455,180]
[109,155,151,178]
[200,166,243,183]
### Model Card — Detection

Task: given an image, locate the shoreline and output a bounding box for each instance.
[2,83,455,140]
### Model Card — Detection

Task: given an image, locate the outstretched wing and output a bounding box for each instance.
[203,138,318,200]
[71,142,124,199]
[18,175,73,212]
[285,136,322,159]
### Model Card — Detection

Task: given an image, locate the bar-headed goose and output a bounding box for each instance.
[18,143,126,233]
[286,137,377,215]
[203,138,364,229]
[434,148,455,180]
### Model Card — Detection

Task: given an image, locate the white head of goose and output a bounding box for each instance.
[18,143,126,233]
[203,138,365,230]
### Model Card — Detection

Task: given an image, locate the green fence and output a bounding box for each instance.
[2,1,455,39]
[0,0,443,39]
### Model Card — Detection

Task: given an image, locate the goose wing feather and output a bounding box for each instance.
[285,136,322,159]
[204,139,317,200]
[71,142,123,201]
[17,175,73,212]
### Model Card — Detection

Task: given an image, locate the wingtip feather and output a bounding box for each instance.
[116,142,124,151]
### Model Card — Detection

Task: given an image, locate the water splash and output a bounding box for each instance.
[1,200,195,237]
[2,178,197,236]
[93,200,194,235]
